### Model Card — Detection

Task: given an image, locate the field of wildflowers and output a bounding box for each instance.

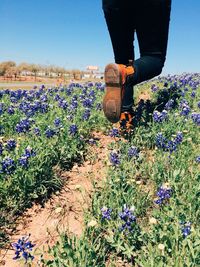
[0,73,200,266]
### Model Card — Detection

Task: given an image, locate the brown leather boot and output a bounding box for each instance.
[119,111,134,133]
[103,63,134,123]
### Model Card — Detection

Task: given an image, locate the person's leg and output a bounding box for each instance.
[102,0,136,117]
[132,0,171,85]
[102,0,135,65]
[103,0,135,122]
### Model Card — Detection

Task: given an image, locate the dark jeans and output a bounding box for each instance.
[103,0,171,110]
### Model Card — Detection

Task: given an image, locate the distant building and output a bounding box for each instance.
[86,66,99,72]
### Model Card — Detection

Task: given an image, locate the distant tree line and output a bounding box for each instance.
[0,61,85,81]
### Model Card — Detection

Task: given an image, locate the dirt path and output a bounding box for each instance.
[0,132,113,267]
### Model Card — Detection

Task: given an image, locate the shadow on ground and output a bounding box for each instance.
[133,86,181,128]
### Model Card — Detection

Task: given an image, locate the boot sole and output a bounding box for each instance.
[103,63,123,123]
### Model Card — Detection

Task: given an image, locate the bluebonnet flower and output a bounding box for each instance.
[153,110,168,123]
[190,91,196,98]
[6,139,17,151]
[180,100,191,116]
[1,157,16,174]
[174,132,183,145]
[82,109,91,121]
[15,118,32,133]
[45,128,56,138]
[156,132,183,153]
[54,118,61,127]
[33,127,40,136]
[12,235,35,262]
[54,94,61,101]
[195,156,200,163]
[82,98,93,108]
[197,101,200,109]
[88,138,96,145]
[0,103,4,115]
[119,205,136,232]
[7,106,15,114]
[18,156,29,168]
[65,88,72,96]
[151,84,158,92]
[155,133,166,150]
[164,82,168,87]
[69,124,78,135]
[191,113,200,126]
[88,90,95,97]
[88,82,94,87]
[70,99,78,111]
[58,100,68,110]
[154,184,172,205]
[165,99,175,110]
[165,140,177,153]
[128,146,139,158]
[180,222,191,238]
[109,128,119,137]
[110,151,120,166]
[180,90,185,97]
[40,103,49,113]
[101,207,112,220]
[24,146,36,158]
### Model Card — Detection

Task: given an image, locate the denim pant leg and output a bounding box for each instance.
[102,0,171,109]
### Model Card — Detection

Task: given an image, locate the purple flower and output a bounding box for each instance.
[6,139,17,151]
[33,127,40,136]
[190,91,196,98]
[109,128,119,137]
[82,109,91,121]
[82,98,93,108]
[174,132,183,145]
[110,152,120,166]
[180,100,191,116]
[197,101,200,109]
[45,128,56,138]
[180,222,191,238]
[88,138,96,145]
[18,156,29,168]
[165,99,175,110]
[153,110,168,123]
[1,157,16,174]
[16,118,32,133]
[101,207,112,220]
[24,147,36,158]
[7,106,15,114]
[191,113,200,126]
[151,84,158,92]
[54,118,61,127]
[12,235,35,262]
[154,185,172,205]
[195,156,200,163]
[155,133,166,150]
[156,132,183,153]
[119,205,136,232]
[128,146,139,158]
[69,124,78,135]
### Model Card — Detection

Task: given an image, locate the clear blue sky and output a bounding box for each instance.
[0,0,200,74]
